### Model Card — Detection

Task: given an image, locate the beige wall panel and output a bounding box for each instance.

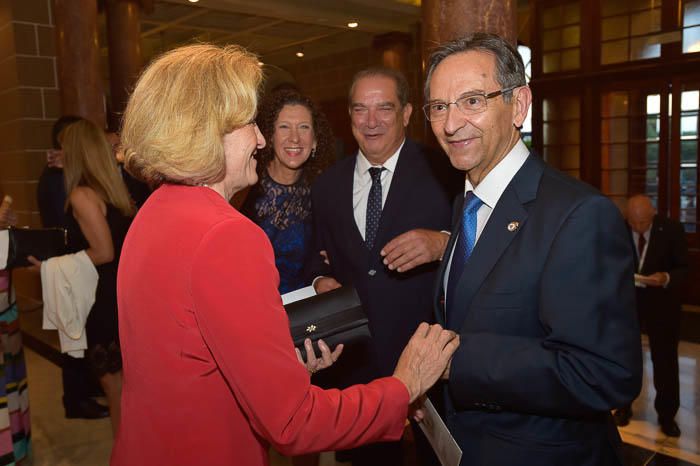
[10,0,50,24]
[13,23,37,55]
[0,119,23,151]
[19,118,52,150]
[0,180,39,212]
[36,25,55,56]
[0,150,45,181]
[42,88,60,119]
[0,22,16,62]
[15,55,55,87]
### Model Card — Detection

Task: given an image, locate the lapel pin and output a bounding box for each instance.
[507,221,519,232]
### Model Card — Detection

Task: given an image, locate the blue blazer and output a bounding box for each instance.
[435,153,642,466]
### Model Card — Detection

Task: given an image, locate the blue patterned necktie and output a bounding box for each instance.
[365,167,385,250]
[446,191,483,316]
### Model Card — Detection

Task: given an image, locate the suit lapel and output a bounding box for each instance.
[434,194,465,326]
[447,154,543,330]
[339,156,366,251]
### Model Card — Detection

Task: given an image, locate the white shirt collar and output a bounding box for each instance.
[465,139,529,208]
[356,139,405,175]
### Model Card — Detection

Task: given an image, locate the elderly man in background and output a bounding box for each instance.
[613,194,688,437]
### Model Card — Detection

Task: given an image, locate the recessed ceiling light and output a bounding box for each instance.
[295,51,304,58]
[188,0,199,3]
[347,21,359,28]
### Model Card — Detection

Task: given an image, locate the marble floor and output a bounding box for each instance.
[618,338,700,465]
[17,304,700,466]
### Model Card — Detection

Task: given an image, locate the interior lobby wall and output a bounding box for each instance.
[0,0,60,306]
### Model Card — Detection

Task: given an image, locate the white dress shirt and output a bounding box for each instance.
[632,229,650,271]
[443,139,530,302]
[353,141,404,239]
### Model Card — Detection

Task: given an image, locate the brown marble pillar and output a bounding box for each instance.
[422,0,518,63]
[373,32,413,77]
[53,0,105,128]
[105,0,143,131]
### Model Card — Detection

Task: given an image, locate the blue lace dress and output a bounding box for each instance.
[242,173,313,294]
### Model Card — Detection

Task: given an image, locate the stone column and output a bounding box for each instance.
[105,0,144,130]
[373,32,413,76]
[53,0,105,127]
[422,0,518,61]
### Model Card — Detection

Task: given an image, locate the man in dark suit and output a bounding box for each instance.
[424,33,642,466]
[311,67,455,465]
[613,194,687,437]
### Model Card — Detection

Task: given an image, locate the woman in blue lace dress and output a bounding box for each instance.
[242,91,334,294]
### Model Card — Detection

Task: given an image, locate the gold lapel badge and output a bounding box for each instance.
[306,324,317,334]
[507,221,520,232]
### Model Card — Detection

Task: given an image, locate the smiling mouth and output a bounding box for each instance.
[447,136,478,147]
[284,147,304,155]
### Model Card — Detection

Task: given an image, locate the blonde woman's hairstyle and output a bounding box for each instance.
[121,43,263,187]
[61,120,135,217]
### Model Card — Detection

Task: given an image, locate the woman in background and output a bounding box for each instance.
[52,120,134,435]
[242,90,334,293]
[0,196,31,464]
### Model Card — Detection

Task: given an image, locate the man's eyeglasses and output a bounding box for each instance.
[423,86,520,122]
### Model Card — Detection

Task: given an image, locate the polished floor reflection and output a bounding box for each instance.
[18,303,700,465]
[618,338,700,465]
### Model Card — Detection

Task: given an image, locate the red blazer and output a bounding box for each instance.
[112,184,408,466]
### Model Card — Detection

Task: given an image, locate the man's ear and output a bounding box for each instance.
[512,86,532,129]
[402,103,413,127]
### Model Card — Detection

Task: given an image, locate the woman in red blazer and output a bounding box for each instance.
[112,43,459,466]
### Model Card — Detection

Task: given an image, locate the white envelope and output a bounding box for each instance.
[418,398,462,466]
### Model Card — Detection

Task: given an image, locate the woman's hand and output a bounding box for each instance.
[392,323,460,403]
[295,338,344,376]
[24,255,42,274]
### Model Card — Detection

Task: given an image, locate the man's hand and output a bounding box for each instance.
[381,229,450,273]
[441,357,452,380]
[319,250,330,265]
[46,149,64,168]
[313,276,341,294]
[637,272,670,287]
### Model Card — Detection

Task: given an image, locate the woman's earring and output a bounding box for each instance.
[310,147,316,158]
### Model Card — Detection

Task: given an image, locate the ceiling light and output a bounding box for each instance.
[257,61,264,66]
[347,21,359,28]
[295,51,304,58]
[188,0,199,3]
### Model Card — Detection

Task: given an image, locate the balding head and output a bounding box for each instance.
[627,195,656,234]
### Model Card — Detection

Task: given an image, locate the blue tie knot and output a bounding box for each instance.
[368,167,384,182]
[464,191,483,215]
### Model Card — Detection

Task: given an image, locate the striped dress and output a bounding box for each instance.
[0,271,30,465]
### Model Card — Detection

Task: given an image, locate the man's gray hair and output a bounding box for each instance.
[424,33,526,103]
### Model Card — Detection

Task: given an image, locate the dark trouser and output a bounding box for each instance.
[639,306,681,420]
[61,354,95,408]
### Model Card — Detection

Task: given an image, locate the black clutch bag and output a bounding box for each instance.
[4,226,68,268]
[285,286,371,359]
